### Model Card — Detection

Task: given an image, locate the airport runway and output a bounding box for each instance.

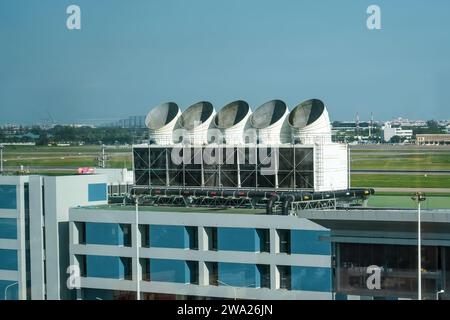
[2,166,77,172]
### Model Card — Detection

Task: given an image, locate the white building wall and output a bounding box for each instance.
[383,126,397,142]
[29,176,46,300]
[383,125,413,142]
[42,175,108,300]
[94,168,133,185]
[314,143,348,192]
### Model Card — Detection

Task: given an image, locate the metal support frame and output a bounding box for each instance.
[135,145,315,190]
[290,198,337,214]
[140,195,260,209]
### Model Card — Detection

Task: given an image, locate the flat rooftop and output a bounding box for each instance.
[74,195,450,215]
[298,207,450,238]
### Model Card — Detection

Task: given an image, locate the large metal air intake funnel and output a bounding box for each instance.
[214,100,252,145]
[178,101,216,145]
[250,100,290,144]
[288,99,331,144]
[145,102,181,145]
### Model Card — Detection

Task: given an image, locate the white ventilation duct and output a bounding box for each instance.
[250,100,290,144]
[145,102,181,145]
[288,99,332,145]
[178,101,216,145]
[214,100,252,145]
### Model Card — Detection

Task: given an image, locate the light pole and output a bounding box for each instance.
[134,196,141,301]
[0,144,4,173]
[4,281,18,300]
[436,289,445,300]
[411,192,426,301]
[217,280,256,300]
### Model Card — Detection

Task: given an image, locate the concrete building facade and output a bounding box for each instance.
[68,206,333,300]
[416,134,450,145]
[0,174,108,300]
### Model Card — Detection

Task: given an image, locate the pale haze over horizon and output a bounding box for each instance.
[1,0,450,125]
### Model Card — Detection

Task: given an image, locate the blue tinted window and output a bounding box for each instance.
[0,280,19,300]
[86,255,126,279]
[335,293,348,300]
[0,249,18,270]
[291,266,331,292]
[0,218,17,239]
[150,259,191,283]
[150,225,189,249]
[218,262,261,288]
[217,228,260,252]
[291,230,331,255]
[81,288,136,300]
[85,223,128,246]
[0,185,17,209]
[88,183,107,202]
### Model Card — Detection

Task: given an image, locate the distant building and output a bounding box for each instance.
[416,134,450,145]
[383,123,413,142]
[390,117,426,127]
[100,116,146,128]
[114,116,145,128]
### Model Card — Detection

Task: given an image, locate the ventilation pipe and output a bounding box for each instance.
[250,100,290,144]
[288,99,332,145]
[178,101,216,145]
[213,100,252,145]
[145,102,181,145]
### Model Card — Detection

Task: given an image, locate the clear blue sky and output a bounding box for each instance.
[1,0,449,124]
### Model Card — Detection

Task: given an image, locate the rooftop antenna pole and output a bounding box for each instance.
[102,144,106,168]
[412,192,426,301]
[98,144,107,168]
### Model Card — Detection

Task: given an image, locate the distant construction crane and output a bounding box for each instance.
[355,112,361,141]
[40,110,57,129]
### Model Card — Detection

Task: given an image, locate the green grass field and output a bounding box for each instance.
[368,195,450,209]
[3,145,129,153]
[351,174,450,188]
[350,148,450,190]
[351,150,450,170]
[4,145,450,170]
[2,145,132,170]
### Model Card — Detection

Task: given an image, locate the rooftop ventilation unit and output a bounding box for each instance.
[145,102,181,145]
[250,100,290,144]
[288,99,331,145]
[213,100,252,145]
[178,101,216,145]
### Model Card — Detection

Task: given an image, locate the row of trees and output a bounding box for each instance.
[0,125,148,145]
